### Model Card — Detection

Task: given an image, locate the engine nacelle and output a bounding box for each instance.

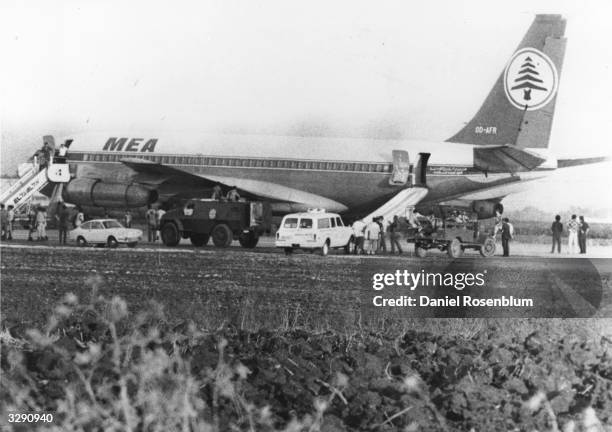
[63,178,158,208]
[472,200,504,220]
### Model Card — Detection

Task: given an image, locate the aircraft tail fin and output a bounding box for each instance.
[446,14,566,149]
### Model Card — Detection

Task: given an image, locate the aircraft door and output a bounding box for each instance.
[389,150,411,186]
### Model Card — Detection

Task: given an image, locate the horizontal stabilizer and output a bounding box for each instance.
[474,145,546,173]
[557,156,610,168]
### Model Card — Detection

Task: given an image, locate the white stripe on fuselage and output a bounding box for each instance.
[62,132,475,166]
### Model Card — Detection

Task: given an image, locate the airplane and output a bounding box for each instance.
[6,14,609,226]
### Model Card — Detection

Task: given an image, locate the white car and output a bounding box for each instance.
[275,209,354,255]
[69,219,143,248]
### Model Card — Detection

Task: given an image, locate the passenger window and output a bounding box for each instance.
[318,218,330,229]
[283,218,298,228]
[336,217,343,227]
[299,218,313,229]
[330,218,336,228]
[81,222,91,230]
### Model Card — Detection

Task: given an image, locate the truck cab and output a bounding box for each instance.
[160,199,271,248]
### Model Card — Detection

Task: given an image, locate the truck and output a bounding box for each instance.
[407,213,497,258]
[159,199,272,248]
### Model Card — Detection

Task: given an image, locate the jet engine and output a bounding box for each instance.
[63,178,158,208]
[472,200,504,220]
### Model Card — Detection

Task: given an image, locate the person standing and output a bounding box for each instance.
[124,209,132,228]
[551,215,563,254]
[365,218,380,255]
[567,214,579,254]
[146,206,157,242]
[156,206,166,241]
[36,207,48,241]
[6,205,15,240]
[351,219,366,255]
[578,216,590,254]
[56,203,70,245]
[226,186,240,202]
[211,183,223,200]
[0,204,7,240]
[74,206,85,228]
[501,217,513,257]
[388,215,403,254]
[27,208,37,241]
[376,216,387,254]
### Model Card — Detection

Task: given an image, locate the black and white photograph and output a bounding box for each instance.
[1,1,611,430]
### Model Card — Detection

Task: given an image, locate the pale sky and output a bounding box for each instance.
[1,0,611,211]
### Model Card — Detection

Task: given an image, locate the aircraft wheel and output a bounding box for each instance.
[479,237,496,257]
[190,233,209,247]
[415,245,427,258]
[77,236,87,247]
[161,223,180,247]
[447,238,463,259]
[107,236,119,248]
[212,224,233,247]
[239,232,259,248]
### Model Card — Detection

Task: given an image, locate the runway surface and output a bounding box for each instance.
[2,240,611,329]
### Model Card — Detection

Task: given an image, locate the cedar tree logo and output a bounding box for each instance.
[504,48,558,111]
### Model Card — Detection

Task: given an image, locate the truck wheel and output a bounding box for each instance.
[415,245,427,258]
[212,224,233,247]
[344,236,355,254]
[479,237,496,257]
[190,233,209,247]
[239,232,259,248]
[447,238,463,258]
[319,240,330,256]
[161,223,180,247]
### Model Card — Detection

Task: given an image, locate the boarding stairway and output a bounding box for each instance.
[0,159,71,212]
[359,151,431,223]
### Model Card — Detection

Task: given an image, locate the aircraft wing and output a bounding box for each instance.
[120,157,348,212]
[557,156,610,168]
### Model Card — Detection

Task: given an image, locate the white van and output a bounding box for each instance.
[275,209,354,255]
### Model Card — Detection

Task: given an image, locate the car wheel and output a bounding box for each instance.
[107,236,119,248]
[415,245,427,258]
[190,233,209,247]
[344,236,355,254]
[77,236,87,247]
[479,237,496,257]
[319,240,330,256]
[211,224,233,247]
[284,247,293,255]
[127,242,138,248]
[238,232,259,248]
[161,223,180,247]
[447,238,463,259]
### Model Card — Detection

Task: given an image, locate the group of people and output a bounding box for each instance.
[145,206,167,242]
[551,214,589,254]
[32,139,72,169]
[351,215,404,255]
[0,204,15,240]
[211,184,241,202]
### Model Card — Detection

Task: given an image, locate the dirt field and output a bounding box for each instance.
[2,243,612,430]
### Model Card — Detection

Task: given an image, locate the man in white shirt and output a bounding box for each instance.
[365,218,380,255]
[567,214,579,254]
[156,207,166,242]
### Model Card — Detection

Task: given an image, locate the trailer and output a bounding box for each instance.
[406,214,496,258]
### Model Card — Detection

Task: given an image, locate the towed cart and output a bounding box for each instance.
[405,213,496,258]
